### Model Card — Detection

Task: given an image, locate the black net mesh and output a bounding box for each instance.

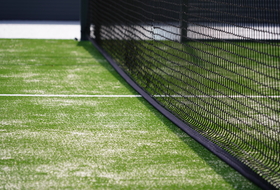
[87,0,280,188]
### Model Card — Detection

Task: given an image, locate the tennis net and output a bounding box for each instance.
[82,0,280,189]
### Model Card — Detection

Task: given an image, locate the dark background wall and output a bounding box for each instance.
[94,0,279,24]
[0,0,80,20]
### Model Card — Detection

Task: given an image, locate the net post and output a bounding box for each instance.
[80,0,90,41]
[180,0,188,42]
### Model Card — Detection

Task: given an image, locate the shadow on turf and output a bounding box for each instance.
[76,41,139,95]
[76,40,258,190]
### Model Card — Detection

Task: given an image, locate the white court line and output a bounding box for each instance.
[153,95,280,98]
[0,94,279,98]
[0,94,142,98]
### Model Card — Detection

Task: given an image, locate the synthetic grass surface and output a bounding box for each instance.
[0,39,260,189]
[0,40,134,95]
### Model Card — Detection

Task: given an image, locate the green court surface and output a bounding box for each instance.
[0,39,260,189]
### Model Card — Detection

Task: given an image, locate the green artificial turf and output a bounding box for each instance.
[0,39,134,95]
[0,39,260,189]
